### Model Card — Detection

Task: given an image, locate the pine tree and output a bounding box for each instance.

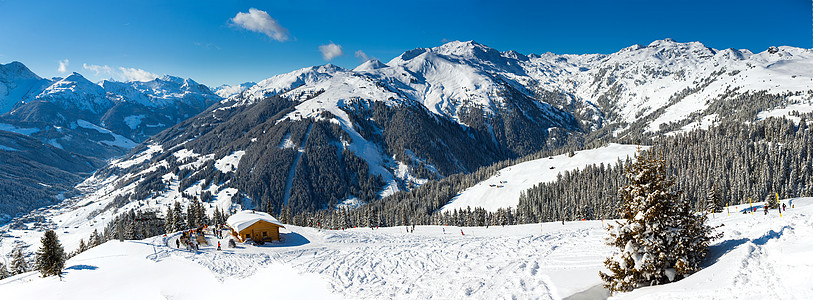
[765,193,778,209]
[164,205,176,233]
[212,207,222,226]
[600,149,718,293]
[35,230,66,278]
[77,239,87,254]
[116,219,125,242]
[187,198,197,228]
[90,229,102,247]
[706,184,723,213]
[0,262,9,279]
[279,205,291,224]
[10,246,28,275]
[173,201,186,230]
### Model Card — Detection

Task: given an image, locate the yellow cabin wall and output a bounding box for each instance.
[231,220,283,242]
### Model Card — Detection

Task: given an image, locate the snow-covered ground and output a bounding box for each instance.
[3,198,811,299]
[443,143,644,212]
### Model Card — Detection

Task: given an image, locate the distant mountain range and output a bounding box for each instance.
[70,39,812,221]
[0,62,221,222]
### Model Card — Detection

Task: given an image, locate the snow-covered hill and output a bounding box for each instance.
[0,62,51,114]
[442,143,644,212]
[213,82,256,98]
[0,62,222,222]
[2,197,810,299]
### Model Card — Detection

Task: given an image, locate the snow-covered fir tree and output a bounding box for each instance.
[116,219,125,242]
[765,193,779,209]
[164,205,177,233]
[0,261,9,279]
[76,238,88,255]
[600,149,718,293]
[173,201,186,230]
[35,230,66,278]
[706,184,723,213]
[10,245,28,275]
[89,229,102,247]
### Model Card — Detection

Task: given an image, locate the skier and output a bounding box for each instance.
[783,203,787,211]
[442,228,445,234]
[763,205,768,215]
[460,230,464,236]
[217,241,221,251]
[175,239,180,248]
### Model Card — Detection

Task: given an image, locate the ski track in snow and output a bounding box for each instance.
[148,223,608,299]
[4,199,813,299]
[282,122,313,206]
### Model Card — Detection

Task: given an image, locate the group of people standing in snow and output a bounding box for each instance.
[168,224,232,252]
[763,202,788,215]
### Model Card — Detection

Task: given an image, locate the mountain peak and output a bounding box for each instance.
[315,63,345,73]
[0,61,41,80]
[434,40,500,59]
[63,72,92,82]
[158,75,185,84]
[354,59,388,72]
[646,38,679,48]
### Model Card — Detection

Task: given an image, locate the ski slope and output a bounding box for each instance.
[3,197,812,299]
[443,143,644,212]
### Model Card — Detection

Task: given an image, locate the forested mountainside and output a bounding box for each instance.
[291,114,813,229]
[0,62,220,222]
[54,39,813,228]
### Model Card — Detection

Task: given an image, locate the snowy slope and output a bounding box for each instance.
[3,197,810,299]
[0,62,52,114]
[213,82,256,98]
[443,143,644,212]
[34,72,112,114]
[0,234,337,300]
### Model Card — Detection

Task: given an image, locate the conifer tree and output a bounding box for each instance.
[173,201,186,230]
[35,230,66,278]
[116,219,125,242]
[706,184,723,213]
[90,229,102,247]
[600,149,717,293]
[10,246,28,275]
[164,205,176,233]
[765,193,778,209]
[77,239,87,254]
[0,261,8,279]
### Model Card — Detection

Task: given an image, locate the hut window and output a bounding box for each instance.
[245,234,250,239]
[263,232,267,237]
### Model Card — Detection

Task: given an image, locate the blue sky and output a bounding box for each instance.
[0,0,809,86]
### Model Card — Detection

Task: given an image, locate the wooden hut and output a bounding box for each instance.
[226,210,285,242]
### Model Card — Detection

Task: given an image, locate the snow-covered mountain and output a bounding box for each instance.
[213,82,256,98]
[1,39,812,300]
[58,39,813,225]
[0,62,52,114]
[0,62,221,222]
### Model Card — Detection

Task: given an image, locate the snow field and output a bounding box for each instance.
[2,198,813,299]
[443,143,645,212]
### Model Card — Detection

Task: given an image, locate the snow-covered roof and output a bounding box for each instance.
[226,210,285,232]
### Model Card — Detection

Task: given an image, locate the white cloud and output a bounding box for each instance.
[83,63,158,82]
[83,63,114,76]
[354,50,371,62]
[231,8,289,42]
[319,42,344,61]
[119,67,158,82]
[57,59,69,73]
